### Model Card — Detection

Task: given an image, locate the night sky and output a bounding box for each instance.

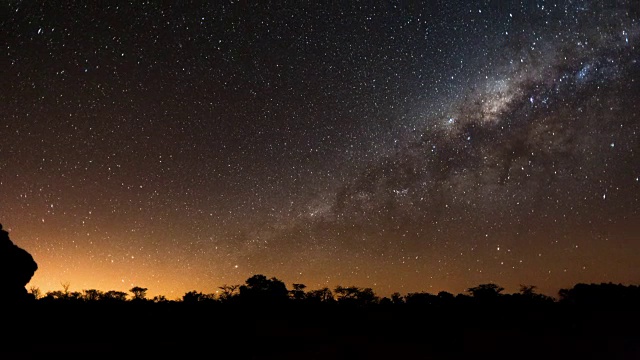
[1,1,639,299]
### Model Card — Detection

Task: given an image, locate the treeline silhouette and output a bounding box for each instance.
[5,275,639,359]
[24,275,640,310]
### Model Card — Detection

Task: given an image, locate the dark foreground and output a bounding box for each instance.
[4,302,640,359]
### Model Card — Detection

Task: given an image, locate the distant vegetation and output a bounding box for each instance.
[26,274,640,308]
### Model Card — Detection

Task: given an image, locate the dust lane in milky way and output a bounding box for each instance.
[1,1,639,298]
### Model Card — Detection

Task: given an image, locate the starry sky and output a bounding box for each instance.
[1,1,639,299]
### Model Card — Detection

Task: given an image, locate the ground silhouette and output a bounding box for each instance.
[3,276,639,359]
[1,228,638,360]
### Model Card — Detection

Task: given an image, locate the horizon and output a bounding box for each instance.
[25,275,640,301]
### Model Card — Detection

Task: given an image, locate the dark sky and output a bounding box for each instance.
[1,0,639,299]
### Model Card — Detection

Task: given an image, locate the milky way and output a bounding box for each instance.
[1,1,639,298]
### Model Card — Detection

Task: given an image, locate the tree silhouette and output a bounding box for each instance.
[437,291,455,303]
[60,281,71,299]
[183,290,206,303]
[218,284,240,302]
[29,286,42,300]
[239,274,289,303]
[466,283,504,299]
[83,289,103,301]
[334,286,378,305]
[515,284,555,304]
[391,292,404,305]
[519,284,537,296]
[130,286,148,301]
[152,295,168,303]
[558,282,640,307]
[405,292,437,306]
[43,290,67,301]
[290,283,307,301]
[102,290,128,302]
[306,287,334,303]
[42,282,74,302]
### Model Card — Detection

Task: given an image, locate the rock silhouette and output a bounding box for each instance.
[0,223,38,303]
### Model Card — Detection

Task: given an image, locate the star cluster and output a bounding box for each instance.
[1,1,638,298]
